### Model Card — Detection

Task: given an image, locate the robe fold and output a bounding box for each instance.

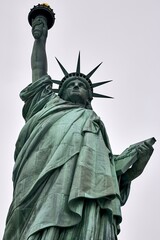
[3,75,131,240]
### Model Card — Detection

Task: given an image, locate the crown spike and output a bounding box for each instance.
[55,57,68,76]
[92,80,112,88]
[93,93,113,99]
[52,89,59,93]
[51,79,61,85]
[86,62,102,79]
[76,52,81,74]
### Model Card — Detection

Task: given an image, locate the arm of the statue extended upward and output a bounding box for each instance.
[31,16,48,82]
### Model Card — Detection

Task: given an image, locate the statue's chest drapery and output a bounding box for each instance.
[4,76,122,240]
[13,98,115,203]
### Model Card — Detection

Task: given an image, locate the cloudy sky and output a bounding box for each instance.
[0,0,159,239]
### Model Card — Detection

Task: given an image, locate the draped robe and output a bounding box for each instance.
[3,75,131,240]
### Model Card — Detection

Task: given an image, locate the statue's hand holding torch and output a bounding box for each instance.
[28,3,55,40]
[32,16,48,40]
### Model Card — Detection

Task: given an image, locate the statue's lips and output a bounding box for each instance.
[71,90,80,93]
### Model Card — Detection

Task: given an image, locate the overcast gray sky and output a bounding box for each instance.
[0,0,159,239]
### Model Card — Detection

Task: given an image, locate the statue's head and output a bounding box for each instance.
[59,75,92,108]
[52,53,113,109]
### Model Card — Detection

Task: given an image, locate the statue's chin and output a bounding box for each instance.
[66,94,85,105]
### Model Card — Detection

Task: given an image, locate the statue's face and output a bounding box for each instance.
[62,79,89,105]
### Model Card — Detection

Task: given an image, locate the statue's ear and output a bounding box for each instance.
[59,88,65,100]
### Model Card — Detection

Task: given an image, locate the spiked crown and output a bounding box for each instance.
[52,53,113,100]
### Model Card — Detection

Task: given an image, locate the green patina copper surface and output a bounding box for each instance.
[3,5,155,240]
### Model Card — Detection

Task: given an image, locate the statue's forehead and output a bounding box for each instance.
[62,77,90,88]
[66,79,86,85]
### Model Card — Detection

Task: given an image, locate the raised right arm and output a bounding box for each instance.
[31,16,48,82]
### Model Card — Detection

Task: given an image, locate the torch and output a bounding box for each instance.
[28,3,55,38]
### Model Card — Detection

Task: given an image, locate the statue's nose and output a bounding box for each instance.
[73,83,79,88]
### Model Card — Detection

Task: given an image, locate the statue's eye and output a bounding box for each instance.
[79,83,87,89]
[67,83,74,88]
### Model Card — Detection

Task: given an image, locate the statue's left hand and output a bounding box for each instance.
[137,141,154,159]
[121,142,154,184]
[132,142,153,175]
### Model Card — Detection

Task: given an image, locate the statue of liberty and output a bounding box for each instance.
[3,4,155,240]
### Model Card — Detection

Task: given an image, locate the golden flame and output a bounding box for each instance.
[41,3,50,7]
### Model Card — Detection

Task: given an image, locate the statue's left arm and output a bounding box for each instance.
[114,139,155,205]
[120,141,154,185]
